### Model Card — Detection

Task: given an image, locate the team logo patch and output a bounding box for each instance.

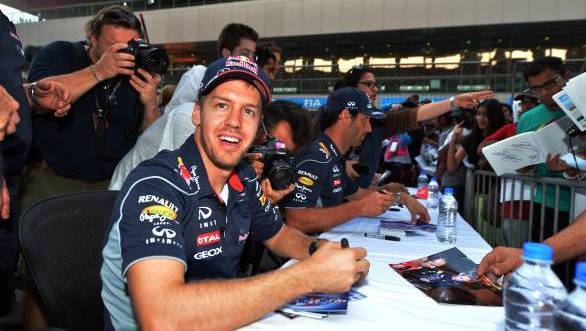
[259,193,267,206]
[194,247,223,260]
[141,205,177,221]
[196,230,221,247]
[238,232,249,242]
[318,142,331,158]
[332,178,342,187]
[225,56,259,75]
[298,176,314,187]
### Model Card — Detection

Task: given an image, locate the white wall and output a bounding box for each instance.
[15,0,586,46]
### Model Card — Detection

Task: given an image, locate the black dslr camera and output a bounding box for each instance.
[249,136,295,190]
[124,39,169,75]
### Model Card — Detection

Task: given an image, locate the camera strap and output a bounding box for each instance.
[71,42,141,161]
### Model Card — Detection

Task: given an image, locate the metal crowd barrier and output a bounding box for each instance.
[464,169,586,286]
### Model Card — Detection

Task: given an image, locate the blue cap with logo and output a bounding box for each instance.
[324,86,383,119]
[198,56,272,105]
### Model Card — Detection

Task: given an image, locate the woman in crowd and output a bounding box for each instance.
[444,99,506,207]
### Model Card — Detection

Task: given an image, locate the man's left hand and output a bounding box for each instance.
[245,153,264,177]
[262,179,294,204]
[32,80,71,117]
[129,68,161,111]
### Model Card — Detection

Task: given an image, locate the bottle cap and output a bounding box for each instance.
[444,187,453,195]
[575,262,586,285]
[523,242,553,262]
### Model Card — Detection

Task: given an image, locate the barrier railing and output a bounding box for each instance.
[464,169,586,285]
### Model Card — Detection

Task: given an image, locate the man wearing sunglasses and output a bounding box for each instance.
[516,56,572,241]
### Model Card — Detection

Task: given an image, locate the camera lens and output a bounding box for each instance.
[266,160,295,190]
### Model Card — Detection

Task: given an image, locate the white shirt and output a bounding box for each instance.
[109,65,206,190]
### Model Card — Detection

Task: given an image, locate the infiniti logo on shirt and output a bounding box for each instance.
[198,207,212,220]
[152,226,176,239]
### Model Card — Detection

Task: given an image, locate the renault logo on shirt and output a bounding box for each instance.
[198,207,212,220]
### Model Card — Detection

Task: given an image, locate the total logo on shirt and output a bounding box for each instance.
[196,230,221,247]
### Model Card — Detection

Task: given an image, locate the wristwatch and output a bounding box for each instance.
[449,96,455,110]
[28,82,38,106]
[394,191,402,206]
[308,239,319,255]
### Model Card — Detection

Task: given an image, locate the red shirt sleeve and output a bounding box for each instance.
[482,123,518,143]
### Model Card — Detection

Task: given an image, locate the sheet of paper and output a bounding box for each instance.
[567,73,586,118]
[482,132,543,176]
[535,116,576,154]
[553,88,586,131]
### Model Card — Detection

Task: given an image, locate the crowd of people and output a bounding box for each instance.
[0,4,584,330]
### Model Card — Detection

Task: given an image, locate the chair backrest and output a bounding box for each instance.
[19,190,119,331]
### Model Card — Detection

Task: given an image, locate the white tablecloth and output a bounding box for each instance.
[243,199,505,330]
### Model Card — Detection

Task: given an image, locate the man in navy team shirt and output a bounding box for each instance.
[283,86,430,234]
[101,56,370,330]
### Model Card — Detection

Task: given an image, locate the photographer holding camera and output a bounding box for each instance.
[247,100,313,204]
[19,5,164,328]
[21,5,162,210]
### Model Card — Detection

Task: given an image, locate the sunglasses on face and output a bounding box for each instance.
[357,81,378,89]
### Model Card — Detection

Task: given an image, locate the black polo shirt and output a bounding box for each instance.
[284,134,346,209]
[28,41,142,180]
[0,11,32,188]
[101,135,284,330]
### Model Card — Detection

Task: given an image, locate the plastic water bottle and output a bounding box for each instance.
[427,177,439,209]
[417,172,428,199]
[554,262,586,330]
[504,243,567,331]
[436,187,457,243]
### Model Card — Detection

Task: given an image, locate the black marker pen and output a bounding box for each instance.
[341,237,349,249]
[364,233,401,241]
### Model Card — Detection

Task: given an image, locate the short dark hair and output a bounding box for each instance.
[263,100,313,148]
[85,5,143,41]
[342,65,373,87]
[317,103,360,132]
[523,56,566,82]
[217,23,259,58]
[255,44,277,68]
[259,41,282,56]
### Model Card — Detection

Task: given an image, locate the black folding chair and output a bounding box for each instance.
[19,190,119,331]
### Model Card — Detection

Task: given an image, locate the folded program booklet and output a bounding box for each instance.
[481,116,585,176]
[553,72,586,131]
[281,292,349,314]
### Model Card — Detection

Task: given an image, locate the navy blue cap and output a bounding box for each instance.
[198,56,271,105]
[324,86,383,119]
[523,242,553,262]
